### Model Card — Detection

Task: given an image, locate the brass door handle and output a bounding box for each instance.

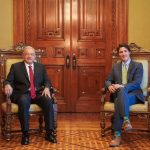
[66,55,70,69]
[72,54,76,70]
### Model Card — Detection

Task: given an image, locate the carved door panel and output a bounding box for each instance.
[23,0,71,112]
[71,0,112,112]
[14,0,128,112]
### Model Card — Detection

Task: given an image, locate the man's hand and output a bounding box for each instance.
[4,84,13,96]
[41,87,51,98]
[108,84,124,93]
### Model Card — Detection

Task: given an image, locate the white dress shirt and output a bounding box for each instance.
[24,62,34,80]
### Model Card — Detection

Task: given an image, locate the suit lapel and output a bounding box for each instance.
[21,61,30,81]
[127,60,134,82]
[118,62,122,83]
[33,62,38,82]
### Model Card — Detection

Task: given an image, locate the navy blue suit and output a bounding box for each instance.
[4,61,54,132]
[105,60,144,131]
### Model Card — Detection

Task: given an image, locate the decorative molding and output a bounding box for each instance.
[53,47,65,58]
[129,43,150,52]
[37,0,64,40]
[113,43,150,54]
[0,42,44,54]
[96,48,105,58]
[41,28,61,38]
[82,30,100,37]
[78,0,105,41]
[25,0,31,44]
[111,0,117,51]
[78,48,88,58]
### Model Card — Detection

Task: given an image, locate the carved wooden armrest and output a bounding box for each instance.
[101,87,107,95]
[147,87,150,95]
[5,95,12,113]
[101,87,107,104]
[50,87,58,93]
[50,87,58,104]
[146,87,150,112]
[147,97,150,112]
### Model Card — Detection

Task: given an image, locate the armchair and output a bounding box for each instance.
[100,43,150,136]
[0,45,57,140]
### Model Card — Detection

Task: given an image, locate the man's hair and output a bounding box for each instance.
[116,43,131,53]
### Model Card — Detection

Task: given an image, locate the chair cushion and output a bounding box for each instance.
[1,102,42,113]
[103,101,148,112]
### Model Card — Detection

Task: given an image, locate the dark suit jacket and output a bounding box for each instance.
[4,61,52,102]
[105,60,144,103]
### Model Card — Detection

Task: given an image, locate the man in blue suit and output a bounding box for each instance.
[4,46,57,145]
[105,43,144,147]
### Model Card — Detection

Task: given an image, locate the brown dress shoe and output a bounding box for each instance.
[109,135,121,147]
[123,121,132,131]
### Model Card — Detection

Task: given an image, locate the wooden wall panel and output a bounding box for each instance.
[79,0,105,40]
[36,0,64,39]
[78,66,104,97]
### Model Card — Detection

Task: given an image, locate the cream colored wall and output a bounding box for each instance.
[128,0,150,49]
[0,1,150,49]
[0,0,13,49]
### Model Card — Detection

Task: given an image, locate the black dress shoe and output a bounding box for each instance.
[21,135,29,145]
[45,134,57,143]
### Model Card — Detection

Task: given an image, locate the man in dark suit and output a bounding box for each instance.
[4,46,57,145]
[105,43,144,147]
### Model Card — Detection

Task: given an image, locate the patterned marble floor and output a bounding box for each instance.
[0,113,150,150]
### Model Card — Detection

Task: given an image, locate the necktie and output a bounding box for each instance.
[122,64,127,84]
[29,66,36,99]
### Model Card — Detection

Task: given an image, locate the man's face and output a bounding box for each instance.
[118,47,130,62]
[23,47,36,64]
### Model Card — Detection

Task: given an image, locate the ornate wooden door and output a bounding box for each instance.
[14,0,128,112]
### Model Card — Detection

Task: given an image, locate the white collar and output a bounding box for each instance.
[24,62,34,68]
[122,58,131,66]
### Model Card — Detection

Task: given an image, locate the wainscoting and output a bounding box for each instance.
[0,113,150,150]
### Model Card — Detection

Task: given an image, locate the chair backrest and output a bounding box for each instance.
[134,59,148,96]
[5,58,40,77]
[5,58,23,77]
[0,47,43,96]
[112,43,150,97]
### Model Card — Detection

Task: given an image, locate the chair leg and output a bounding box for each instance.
[1,115,5,136]
[39,114,44,133]
[53,120,57,137]
[54,112,57,130]
[53,103,57,137]
[100,112,106,137]
[148,114,150,135]
[5,113,12,140]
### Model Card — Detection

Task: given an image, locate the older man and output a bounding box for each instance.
[4,46,57,145]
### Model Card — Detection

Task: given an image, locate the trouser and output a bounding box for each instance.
[112,87,141,131]
[15,93,54,132]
